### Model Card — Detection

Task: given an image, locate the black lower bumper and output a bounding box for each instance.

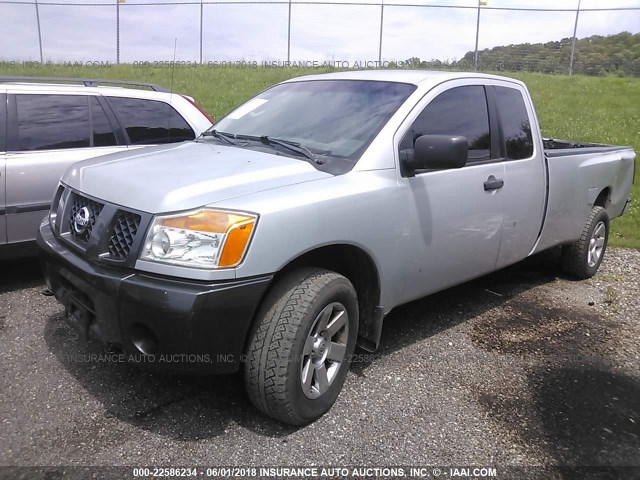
[37,221,272,374]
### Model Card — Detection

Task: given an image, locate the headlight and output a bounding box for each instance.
[140,208,257,269]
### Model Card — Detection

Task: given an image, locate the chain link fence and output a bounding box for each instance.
[1,0,639,75]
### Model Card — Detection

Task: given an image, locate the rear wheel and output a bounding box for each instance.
[561,206,609,279]
[244,268,358,425]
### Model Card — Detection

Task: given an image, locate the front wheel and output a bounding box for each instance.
[561,206,609,279]
[244,268,358,425]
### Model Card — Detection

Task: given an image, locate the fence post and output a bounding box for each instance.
[34,0,44,63]
[116,0,120,64]
[200,0,204,63]
[473,0,481,70]
[569,0,581,76]
[287,0,292,62]
[378,1,384,64]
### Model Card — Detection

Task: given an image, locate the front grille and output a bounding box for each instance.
[69,194,104,242]
[108,211,141,259]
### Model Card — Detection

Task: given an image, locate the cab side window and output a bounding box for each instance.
[400,85,491,162]
[107,97,195,145]
[494,86,534,160]
[15,94,91,151]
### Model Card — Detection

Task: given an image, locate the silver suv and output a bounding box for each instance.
[0,76,213,256]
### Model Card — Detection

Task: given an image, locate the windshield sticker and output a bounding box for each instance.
[227,98,269,119]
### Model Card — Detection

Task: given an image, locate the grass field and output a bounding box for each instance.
[2,65,639,248]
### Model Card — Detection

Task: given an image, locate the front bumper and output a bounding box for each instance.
[37,221,272,374]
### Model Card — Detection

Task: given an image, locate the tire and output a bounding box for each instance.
[561,206,609,280]
[244,268,358,425]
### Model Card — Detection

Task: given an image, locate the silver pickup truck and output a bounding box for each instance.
[37,71,635,425]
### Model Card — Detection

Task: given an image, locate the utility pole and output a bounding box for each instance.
[199,0,204,64]
[287,0,292,62]
[473,0,483,70]
[569,0,582,76]
[378,0,384,64]
[116,0,121,64]
[34,0,44,63]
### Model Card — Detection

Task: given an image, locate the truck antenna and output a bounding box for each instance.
[170,37,177,97]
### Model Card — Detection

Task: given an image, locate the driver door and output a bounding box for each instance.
[395,83,505,303]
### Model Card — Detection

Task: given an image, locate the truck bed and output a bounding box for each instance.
[543,138,632,158]
[534,139,635,254]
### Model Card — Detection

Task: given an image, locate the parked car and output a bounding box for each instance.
[37,71,635,425]
[0,76,214,256]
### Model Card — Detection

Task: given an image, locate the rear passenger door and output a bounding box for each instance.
[0,91,6,245]
[105,97,196,149]
[491,84,546,268]
[5,93,126,244]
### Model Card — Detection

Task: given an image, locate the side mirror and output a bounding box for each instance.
[400,134,469,177]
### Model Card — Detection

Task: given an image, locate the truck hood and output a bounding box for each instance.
[62,141,332,213]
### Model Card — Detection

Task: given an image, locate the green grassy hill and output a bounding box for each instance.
[456,32,640,76]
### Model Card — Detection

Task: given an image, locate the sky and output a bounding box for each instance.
[0,0,639,63]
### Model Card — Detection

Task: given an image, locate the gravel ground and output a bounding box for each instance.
[0,248,638,474]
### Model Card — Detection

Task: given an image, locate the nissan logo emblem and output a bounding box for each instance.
[72,207,92,235]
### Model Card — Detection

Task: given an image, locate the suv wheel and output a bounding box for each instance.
[561,206,609,279]
[244,268,358,425]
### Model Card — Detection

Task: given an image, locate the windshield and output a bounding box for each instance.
[210,80,416,162]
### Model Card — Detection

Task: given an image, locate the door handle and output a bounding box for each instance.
[484,175,504,191]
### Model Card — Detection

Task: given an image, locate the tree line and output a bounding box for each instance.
[393,32,640,77]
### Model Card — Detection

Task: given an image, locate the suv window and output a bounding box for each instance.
[400,85,491,161]
[107,97,195,145]
[16,94,91,151]
[90,97,117,147]
[495,86,534,160]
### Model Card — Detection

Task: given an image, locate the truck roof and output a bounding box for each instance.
[284,70,524,87]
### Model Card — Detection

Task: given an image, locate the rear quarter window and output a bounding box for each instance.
[107,97,195,145]
[495,86,534,160]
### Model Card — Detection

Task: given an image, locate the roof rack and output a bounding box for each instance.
[0,75,169,92]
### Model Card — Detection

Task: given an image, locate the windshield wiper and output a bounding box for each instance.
[200,129,239,146]
[202,131,324,165]
[234,134,324,165]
